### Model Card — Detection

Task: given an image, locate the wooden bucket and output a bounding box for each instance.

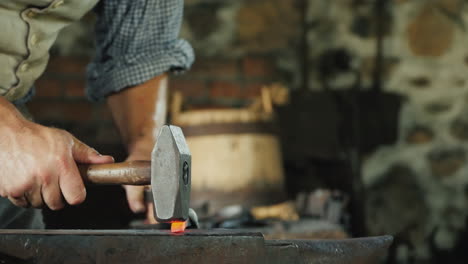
[171,86,288,212]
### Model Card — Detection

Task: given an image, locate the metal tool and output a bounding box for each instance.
[79,125,191,227]
[0,229,393,264]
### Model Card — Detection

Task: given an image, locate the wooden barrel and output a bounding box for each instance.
[171,89,287,212]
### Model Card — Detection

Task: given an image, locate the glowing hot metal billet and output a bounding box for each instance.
[170,221,187,233]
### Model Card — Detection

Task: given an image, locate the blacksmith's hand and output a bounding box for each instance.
[0,97,114,210]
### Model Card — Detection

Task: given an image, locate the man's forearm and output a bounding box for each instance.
[107,74,169,159]
[107,74,169,214]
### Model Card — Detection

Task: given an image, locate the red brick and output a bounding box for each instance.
[210,81,243,98]
[190,58,239,78]
[35,78,63,98]
[242,57,274,78]
[170,79,207,97]
[243,83,263,98]
[47,56,90,75]
[27,101,94,123]
[64,79,86,98]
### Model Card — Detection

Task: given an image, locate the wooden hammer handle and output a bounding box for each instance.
[78,161,151,185]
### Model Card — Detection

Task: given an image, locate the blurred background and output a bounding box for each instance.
[28,0,468,263]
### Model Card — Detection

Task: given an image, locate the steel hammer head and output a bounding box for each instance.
[151,125,191,223]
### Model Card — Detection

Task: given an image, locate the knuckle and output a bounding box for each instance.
[8,181,32,198]
[53,129,73,146]
[37,170,52,186]
[7,190,21,199]
[55,155,70,171]
[52,127,68,137]
[9,197,27,208]
[61,131,74,144]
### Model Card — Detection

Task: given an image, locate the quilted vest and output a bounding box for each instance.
[0,0,99,102]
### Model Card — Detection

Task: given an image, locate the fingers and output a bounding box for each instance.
[8,186,64,210]
[41,178,65,211]
[59,159,86,206]
[65,134,113,206]
[8,195,30,208]
[7,183,40,208]
[9,165,78,210]
[71,137,114,164]
[24,184,43,208]
[4,130,113,210]
[0,125,109,211]
[124,185,146,213]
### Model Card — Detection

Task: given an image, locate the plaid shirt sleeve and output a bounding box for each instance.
[86,0,194,101]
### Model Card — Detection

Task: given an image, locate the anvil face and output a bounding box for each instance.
[0,229,393,264]
[151,125,191,223]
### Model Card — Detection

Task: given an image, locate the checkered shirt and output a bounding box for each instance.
[86,0,194,101]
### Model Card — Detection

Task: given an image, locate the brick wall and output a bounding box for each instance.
[28,57,121,154]
[28,0,298,150]
[28,54,285,152]
[172,56,280,105]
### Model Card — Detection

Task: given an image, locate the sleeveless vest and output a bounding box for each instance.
[0,0,99,101]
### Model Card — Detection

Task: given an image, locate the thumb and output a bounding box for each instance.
[124,185,146,213]
[71,137,114,164]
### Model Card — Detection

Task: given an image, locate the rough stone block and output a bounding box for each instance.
[407,4,454,57]
[405,125,434,144]
[428,148,466,178]
[236,0,299,52]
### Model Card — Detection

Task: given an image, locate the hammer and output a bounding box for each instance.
[78,125,191,232]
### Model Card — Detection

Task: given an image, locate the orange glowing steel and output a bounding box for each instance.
[171,221,187,233]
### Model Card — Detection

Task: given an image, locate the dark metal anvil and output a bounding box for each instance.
[0,229,392,264]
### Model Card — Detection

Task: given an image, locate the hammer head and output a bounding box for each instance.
[151,125,191,223]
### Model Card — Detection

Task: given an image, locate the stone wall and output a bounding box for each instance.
[28,0,468,262]
[363,0,468,262]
